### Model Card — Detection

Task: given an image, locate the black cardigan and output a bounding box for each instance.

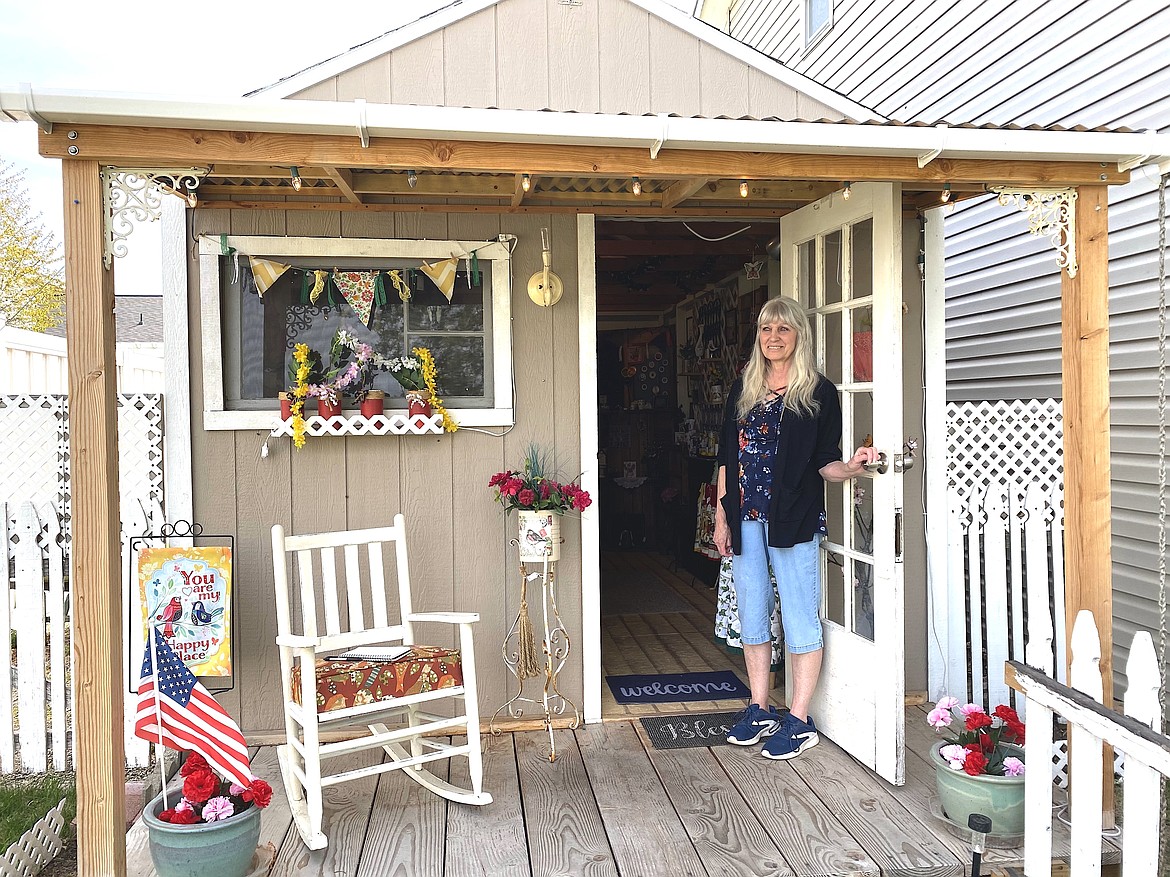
[718,375,844,551]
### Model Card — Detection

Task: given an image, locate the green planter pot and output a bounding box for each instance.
[932,740,1026,836]
[142,789,261,877]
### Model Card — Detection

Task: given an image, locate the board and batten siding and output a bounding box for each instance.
[729,0,1170,698]
[290,0,846,119]
[187,201,584,731]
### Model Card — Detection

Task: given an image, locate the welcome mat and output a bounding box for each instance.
[639,711,742,750]
[605,670,750,704]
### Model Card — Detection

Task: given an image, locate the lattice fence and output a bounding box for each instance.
[941,399,1065,713]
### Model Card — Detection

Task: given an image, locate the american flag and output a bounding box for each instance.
[134,629,252,787]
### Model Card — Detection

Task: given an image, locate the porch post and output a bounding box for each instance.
[1060,184,1114,826]
[62,160,127,876]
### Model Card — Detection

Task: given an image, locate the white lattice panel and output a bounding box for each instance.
[947,399,1063,509]
[0,396,68,513]
[0,797,67,877]
[268,412,444,437]
[117,394,165,520]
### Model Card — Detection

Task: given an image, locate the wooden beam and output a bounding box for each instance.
[41,126,1131,187]
[196,200,789,217]
[62,161,125,877]
[322,166,362,204]
[597,239,762,256]
[355,171,513,197]
[1060,184,1114,828]
[661,178,711,208]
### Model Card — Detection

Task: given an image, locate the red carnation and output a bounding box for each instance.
[574,491,593,511]
[962,750,988,776]
[242,779,273,809]
[488,472,508,487]
[182,768,221,804]
[158,808,178,823]
[1003,718,1026,744]
[179,752,209,777]
[993,705,1020,724]
[978,732,994,752]
[540,481,552,499]
[517,488,536,507]
[965,711,993,731]
[170,808,200,825]
[504,478,523,496]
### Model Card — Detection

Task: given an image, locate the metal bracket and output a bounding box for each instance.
[989,186,1078,278]
[355,99,370,148]
[101,167,209,267]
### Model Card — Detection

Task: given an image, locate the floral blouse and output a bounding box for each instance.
[738,395,828,535]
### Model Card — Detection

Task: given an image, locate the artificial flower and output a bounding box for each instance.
[489,444,592,515]
[201,796,236,822]
[1003,757,1025,777]
[413,346,458,432]
[928,695,1025,777]
[182,768,220,804]
[154,755,273,826]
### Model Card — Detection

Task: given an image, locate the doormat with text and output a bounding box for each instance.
[605,670,750,704]
[639,711,742,750]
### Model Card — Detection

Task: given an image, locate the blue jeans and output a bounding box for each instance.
[732,520,823,654]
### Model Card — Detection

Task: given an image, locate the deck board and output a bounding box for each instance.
[446,733,531,877]
[358,754,448,876]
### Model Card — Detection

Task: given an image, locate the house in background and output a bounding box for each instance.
[706,0,1170,701]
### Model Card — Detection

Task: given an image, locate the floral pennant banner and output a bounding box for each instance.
[332,270,381,326]
[248,257,291,297]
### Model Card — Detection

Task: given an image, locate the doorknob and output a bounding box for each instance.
[862,452,888,474]
[894,437,919,474]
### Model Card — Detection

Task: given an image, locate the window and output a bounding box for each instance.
[805,0,832,45]
[199,235,514,430]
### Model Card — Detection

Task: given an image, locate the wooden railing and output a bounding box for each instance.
[1008,610,1169,875]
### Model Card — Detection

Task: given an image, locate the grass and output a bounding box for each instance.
[0,773,76,853]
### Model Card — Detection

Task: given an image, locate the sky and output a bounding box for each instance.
[3,1,647,294]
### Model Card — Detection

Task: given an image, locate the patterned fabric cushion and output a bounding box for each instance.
[291,646,462,713]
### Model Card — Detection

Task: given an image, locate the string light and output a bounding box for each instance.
[290,167,302,191]
[521,173,531,192]
[842,181,852,201]
[631,176,642,196]
[186,191,198,208]
[941,183,952,203]
[407,169,418,188]
[740,180,749,198]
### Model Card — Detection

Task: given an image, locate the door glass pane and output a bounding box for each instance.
[852,558,875,641]
[851,219,873,301]
[825,547,846,627]
[824,230,843,305]
[798,240,818,308]
[852,479,873,558]
[823,310,842,384]
[825,479,845,548]
[851,390,873,463]
[852,305,873,383]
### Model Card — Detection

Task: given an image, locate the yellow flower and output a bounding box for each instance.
[411,346,458,432]
[291,343,311,449]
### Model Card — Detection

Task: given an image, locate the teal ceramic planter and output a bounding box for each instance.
[142,789,261,877]
[932,740,1026,836]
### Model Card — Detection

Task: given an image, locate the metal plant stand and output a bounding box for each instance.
[490,547,580,761]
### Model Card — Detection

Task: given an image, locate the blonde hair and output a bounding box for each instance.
[735,296,821,420]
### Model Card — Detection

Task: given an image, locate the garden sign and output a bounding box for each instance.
[138,546,233,676]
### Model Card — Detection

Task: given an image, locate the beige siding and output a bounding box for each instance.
[290,0,842,119]
[189,204,582,731]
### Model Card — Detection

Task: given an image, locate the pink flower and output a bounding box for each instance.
[229,783,247,796]
[927,705,953,728]
[201,796,236,822]
[934,696,959,711]
[1002,757,1025,777]
[958,702,983,718]
[174,799,194,813]
[939,744,966,770]
[517,489,536,507]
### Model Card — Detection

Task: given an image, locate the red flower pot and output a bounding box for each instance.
[360,391,385,418]
[279,392,292,420]
[317,398,343,418]
[406,391,432,419]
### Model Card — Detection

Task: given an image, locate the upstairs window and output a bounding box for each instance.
[805,0,833,46]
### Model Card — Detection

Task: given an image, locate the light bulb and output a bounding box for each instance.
[631,176,642,196]
[290,167,302,191]
[522,173,531,192]
[842,182,852,201]
[186,191,198,208]
[407,170,418,188]
[740,180,749,198]
[941,184,952,203]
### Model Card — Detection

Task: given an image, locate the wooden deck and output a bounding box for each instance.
[124,552,1121,876]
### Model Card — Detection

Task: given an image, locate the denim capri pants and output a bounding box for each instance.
[731,520,823,654]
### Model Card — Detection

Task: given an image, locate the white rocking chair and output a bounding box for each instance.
[271,514,491,850]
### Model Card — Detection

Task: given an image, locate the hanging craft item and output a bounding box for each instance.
[332,270,383,327]
[308,269,329,304]
[388,269,412,302]
[248,257,291,298]
[527,227,564,307]
[420,256,459,302]
[744,259,765,280]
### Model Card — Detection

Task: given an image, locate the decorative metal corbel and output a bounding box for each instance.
[988,186,1078,277]
[100,167,209,267]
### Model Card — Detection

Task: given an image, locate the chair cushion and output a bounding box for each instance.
[291,646,463,713]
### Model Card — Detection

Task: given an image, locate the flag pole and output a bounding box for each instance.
[150,623,169,810]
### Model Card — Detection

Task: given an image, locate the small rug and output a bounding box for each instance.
[605,670,750,704]
[639,711,742,750]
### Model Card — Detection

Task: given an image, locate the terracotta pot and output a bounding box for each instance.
[517,509,561,562]
[359,390,385,418]
[405,389,432,419]
[278,392,292,420]
[317,398,343,419]
[931,740,1025,836]
[142,788,261,877]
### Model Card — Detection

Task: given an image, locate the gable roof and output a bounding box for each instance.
[248,0,885,122]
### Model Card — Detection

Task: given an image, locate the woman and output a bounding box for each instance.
[713,296,878,760]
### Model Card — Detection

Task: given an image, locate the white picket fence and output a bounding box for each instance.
[0,325,164,394]
[944,399,1065,711]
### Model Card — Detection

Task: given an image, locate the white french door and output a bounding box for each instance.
[780,182,906,785]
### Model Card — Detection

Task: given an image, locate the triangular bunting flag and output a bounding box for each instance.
[309,270,329,304]
[332,270,379,326]
[420,257,458,302]
[247,257,291,297]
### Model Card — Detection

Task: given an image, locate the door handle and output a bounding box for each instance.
[862,452,888,475]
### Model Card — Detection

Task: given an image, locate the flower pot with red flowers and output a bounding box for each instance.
[927,697,1026,836]
[358,389,385,418]
[142,753,273,877]
[489,445,593,563]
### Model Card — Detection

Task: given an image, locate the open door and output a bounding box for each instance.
[781,182,906,785]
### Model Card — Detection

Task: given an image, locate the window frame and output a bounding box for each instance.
[803,0,833,48]
[197,234,515,431]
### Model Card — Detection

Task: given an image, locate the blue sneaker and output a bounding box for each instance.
[761,713,819,760]
[726,703,781,745]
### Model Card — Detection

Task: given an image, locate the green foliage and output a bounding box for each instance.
[0,160,64,332]
[0,774,76,851]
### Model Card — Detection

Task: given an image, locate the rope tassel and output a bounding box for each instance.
[515,574,541,680]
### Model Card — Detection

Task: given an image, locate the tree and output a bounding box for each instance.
[0,159,64,332]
